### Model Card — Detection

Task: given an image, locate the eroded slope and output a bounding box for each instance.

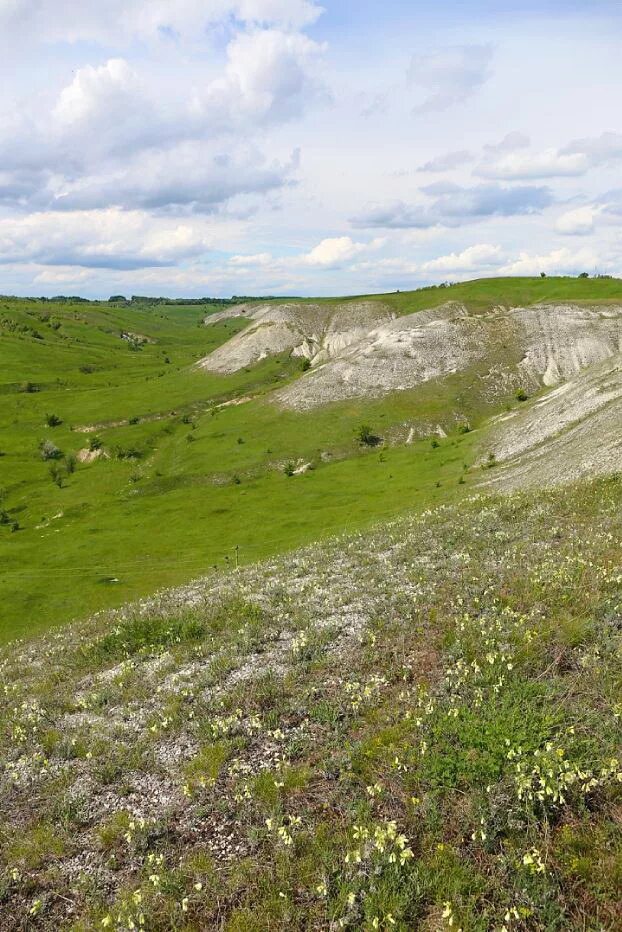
[200,299,622,411]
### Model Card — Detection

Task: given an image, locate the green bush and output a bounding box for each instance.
[39,439,63,460]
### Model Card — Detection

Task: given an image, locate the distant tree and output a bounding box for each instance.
[540,272,547,278]
[578,272,589,279]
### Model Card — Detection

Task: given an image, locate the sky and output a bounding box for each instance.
[0,0,621,298]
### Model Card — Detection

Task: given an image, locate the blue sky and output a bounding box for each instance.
[0,0,621,297]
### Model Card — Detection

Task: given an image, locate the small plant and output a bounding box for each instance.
[237,437,244,444]
[49,463,64,488]
[20,381,39,393]
[458,423,471,434]
[431,438,440,449]
[485,452,497,469]
[65,453,77,474]
[232,474,241,485]
[356,424,379,446]
[45,413,62,427]
[128,416,140,425]
[39,439,63,461]
[284,461,295,477]
[88,436,103,452]
[515,388,529,402]
[300,357,312,372]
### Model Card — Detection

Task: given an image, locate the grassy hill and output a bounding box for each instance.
[0,475,620,928]
[1,276,621,642]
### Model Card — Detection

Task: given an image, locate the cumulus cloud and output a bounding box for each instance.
[0,19,324,215]
[499,247,605,276]
[408,45,493,113]
[352,182,552,230]
[555,205,602,235]
[483,131,530,155]
[421,243,504,273]
[0,141,299,214]
[0,0,323,46]
[0,209,217,269]
[303,236,384,268]
[418,150,473,173]
[562,132,622,166]
[477,148,588,180]
[196,29,327,129]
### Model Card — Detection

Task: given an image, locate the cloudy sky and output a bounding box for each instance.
[1,0,621,297]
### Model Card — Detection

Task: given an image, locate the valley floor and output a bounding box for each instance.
[1,475,620,929]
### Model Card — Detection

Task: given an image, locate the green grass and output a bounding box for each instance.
[1,276,621,642]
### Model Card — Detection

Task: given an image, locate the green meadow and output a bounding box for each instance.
[1,276,621,642]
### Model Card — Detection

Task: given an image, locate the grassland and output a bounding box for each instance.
[1,276,621,643]
[0,475,620,929]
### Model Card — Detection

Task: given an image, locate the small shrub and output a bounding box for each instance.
[458,423,471,434]
[515,388,529,402]
[283,461,295,477]
[49,463,64,487]
[128,416,140,425]
[65,453,77,474]
[356,424,380,446]
[39,439,63,460]
[431,438,440,449]
[300,357,312,372]
[45,412,62,427]
[88,435,103,452]
[20,380,39,393]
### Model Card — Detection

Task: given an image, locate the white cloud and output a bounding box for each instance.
[562,132,622,166]
[555,205,602,235]
[408,45,493,113]
[0,0,323,46]
[0,23,324,213]
[0,209,219,269]
[303,236,384,267]
[196,29,326,129]
[499,247,606,276]
[483,131,530,154]
[477,148,588,180]
[421,244,504,273]
[418,150,473,172]
[228,252,274,267]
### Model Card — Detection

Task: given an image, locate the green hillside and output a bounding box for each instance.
[1,277,621,642]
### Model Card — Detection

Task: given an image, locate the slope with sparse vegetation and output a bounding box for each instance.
[0,475,620,929]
